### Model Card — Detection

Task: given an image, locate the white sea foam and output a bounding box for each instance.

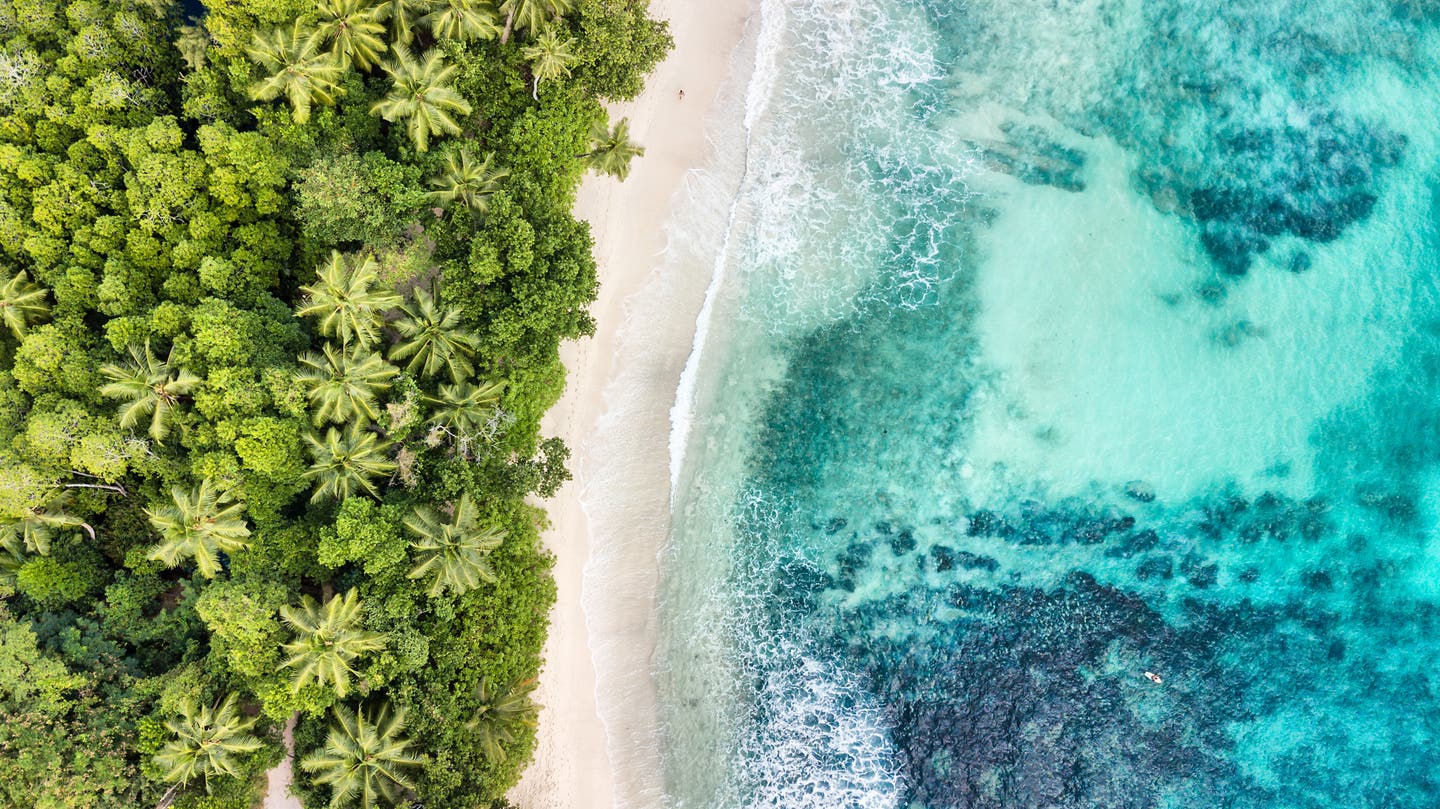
[667,0,788,500]
[657,1,959,805]
[731,648,905,809]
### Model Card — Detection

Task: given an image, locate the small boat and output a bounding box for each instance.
[1144,671,1164,685]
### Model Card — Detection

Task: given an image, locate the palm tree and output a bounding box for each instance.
[520,27,577,100]
[372,0,429,46]
[427,149,508,215]
[316,0,388,71]
[466,676,537,761]
[0,491,91,556]
[581,117,645,181]
[371,48,473,153]
[0,269,48,340]
[153,694,264,791]
[497,0,571,44]
[280,590,386,697]
[404,494,504,596]
[389,287,478,382]
[146,479,253,579]
[0,539,23,588]
[297,252,403,350]
[99,341,200,444]
[425,379,505,435]
[422,0,502,41]
[301,702,421,808]
[298,345,400,426]
[247,21,344,123]
[304,425,397,503]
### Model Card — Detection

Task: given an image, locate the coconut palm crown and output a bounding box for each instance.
[425,379,505,437]
[581,117,645,181]
[304,425,397,503]
[422,0,503,41]
[153,694,264,790]
[99,341,200,444]
[247,21,344,123]
[466,676,538,761]
[298,344,400,426]
[296,251,403,350]
[0,269,50,339]
[520,27,577,100]
[372,0,429,46]
[405,493,505,596]
[371,48,473,153]
[427,149,508,215]
[280,589,386,697]
[497,0,572,43]
[316,0,388,70]
[389,286,479,382]
[301,702,422,809]
[145,479,253,579]
[0,491,91,556]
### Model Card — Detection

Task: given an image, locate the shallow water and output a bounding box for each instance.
[658,0,1440,806]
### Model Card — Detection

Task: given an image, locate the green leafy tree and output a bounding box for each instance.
[304,425,398,502]
[371,49,473,153]
[427,149,509,215]
[520,27,578,100]
[301,702,421,808]
[0,270,50,340]
[425,379,505,435]
[298,344,400,425]
[176,23,213,71]
[98,341,200,444]
[389,286,478,381]
[153,695,264,791]
[280,590,386,697]
[316,0,388,70]
[582,117,645,181]
[466,676,538,761]
[247,21,344,123]
[422,0,503,42]
[404,493,504,596]
[146,479,253,579]
[297,252,404,350]
[498,0,572,43]
[0,491,91,556]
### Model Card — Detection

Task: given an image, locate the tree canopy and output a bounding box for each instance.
[0,0,670,805]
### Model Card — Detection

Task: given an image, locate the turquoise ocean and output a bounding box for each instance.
[655,0,1440,806]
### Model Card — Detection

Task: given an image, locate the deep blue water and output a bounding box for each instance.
[660,1,1440,806]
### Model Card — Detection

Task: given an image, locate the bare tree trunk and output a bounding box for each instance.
[155,783,182,809]
[532,75,540,100]
[500,8,515,44]
[64,482,129,496]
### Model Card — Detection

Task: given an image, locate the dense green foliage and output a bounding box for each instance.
[0,0,670,805]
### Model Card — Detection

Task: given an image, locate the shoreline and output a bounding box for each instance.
[507,2,755,807]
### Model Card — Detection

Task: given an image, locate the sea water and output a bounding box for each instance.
[657,0,1440,806]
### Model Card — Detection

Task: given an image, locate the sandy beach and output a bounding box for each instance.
[507,2,754,808]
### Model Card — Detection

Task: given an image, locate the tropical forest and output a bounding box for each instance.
[0,0,668,805]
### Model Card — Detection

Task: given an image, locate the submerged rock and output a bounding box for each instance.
[1137,555,1174,581]
[1124,480,1157,503]
[890,528,917,555]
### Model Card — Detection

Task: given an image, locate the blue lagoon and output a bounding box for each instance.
[658,0,1440,806]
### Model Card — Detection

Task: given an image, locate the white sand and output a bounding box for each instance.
[261,714,300,809]
[508,2,754,807]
